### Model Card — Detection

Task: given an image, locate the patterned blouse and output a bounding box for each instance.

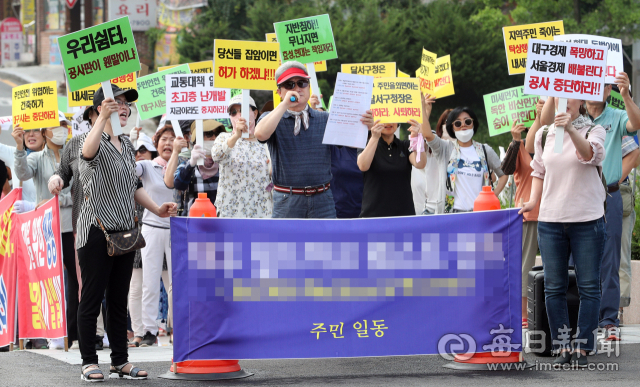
[210,133,272,218]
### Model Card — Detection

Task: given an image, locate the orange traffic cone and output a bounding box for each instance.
[159,358,253,381]
[443,352,531,371]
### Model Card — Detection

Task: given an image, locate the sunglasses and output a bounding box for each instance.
[453,118,474,128]
[136,148,148,154]
[278,80,310,90]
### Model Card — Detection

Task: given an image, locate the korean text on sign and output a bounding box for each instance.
[136,64,190,120]
[554,34,623,84]
[370,78,422,124]
[68,72,137,107]
[523,39,608,102]
[483,86,539,137]
[57,16,141,91]
[340,63,396,78]
[213,40,280,90]
[159,61,214,74]
[503,20,564,75]
[274,14,338,63]
[417,48,437,96]
[12,81,59,130]
[434,55,454,99]
[311,320,388,339]
[165,74,230,120]
[108,0,157,31]
[265,32,328,72]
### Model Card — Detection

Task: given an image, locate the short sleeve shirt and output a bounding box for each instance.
[593,104,631,184]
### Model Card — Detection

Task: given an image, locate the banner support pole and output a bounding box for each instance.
[195,120,204,166]
[170,119,188,153]
[101,80,123,136]
[241,90,250,139]
[554,98,567,153]
[306,62,321,109]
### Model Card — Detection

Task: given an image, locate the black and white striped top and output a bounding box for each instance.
[76,132,141,249]
[54,133,86,234]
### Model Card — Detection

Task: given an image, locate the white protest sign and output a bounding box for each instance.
[524,39,607,102]
[71,109,91,137]
[165,74,230,120]
[322,72,373,149]
[554,34,623,84]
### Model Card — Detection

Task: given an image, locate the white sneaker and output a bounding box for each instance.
[69,340,80,350]
[48,338,65,350]
[103,334,110,348]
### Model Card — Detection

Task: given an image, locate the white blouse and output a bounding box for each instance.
[211,132,272,218]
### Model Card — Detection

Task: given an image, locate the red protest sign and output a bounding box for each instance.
[0,189,21,347]
[15,196,66,340]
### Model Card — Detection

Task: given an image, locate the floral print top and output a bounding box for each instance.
[210,133,273,218]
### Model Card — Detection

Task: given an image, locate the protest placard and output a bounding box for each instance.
[341,63,396,78]
[136,64,190,120]
[12,81,59,130]
[265,32,327,72]
[58,17,141,135]
[484,86,539,137]
[371,78,422,124]
[398,70,409,78]
[322,72,373,149]
[609,90,625,110]
[15,196,66,341]
[417,48,437,96]
[213,40,280,90]
[158,61,213,74]
[554,34,622,84]
[503,21,564,75]
[165,74,230,120]
[68,72,137,107]
[57,17,141,91]
[523,39,607,101]
[434,55,454,99]
[274,14,338,64]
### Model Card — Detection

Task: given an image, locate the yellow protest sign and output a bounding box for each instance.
[273,89,281,108]
[265,33,327,72]
[417,48,437,95]
[341,63,396,78]
[12,81,59,130]
[158,61,213,74]
[68,73,137,107]
[434,55,454,99]
[503,20,564,75]
[398,70,409,78]
[214,40,280,90]
[370,78,422,124]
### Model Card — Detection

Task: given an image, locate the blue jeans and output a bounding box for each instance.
[538,218,606,352]
[272,188,337,219]
[600,189,623,327]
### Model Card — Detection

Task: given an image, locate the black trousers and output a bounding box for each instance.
[77,226,134,366]
[61,232,79,342]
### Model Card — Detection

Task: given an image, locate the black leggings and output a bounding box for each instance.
[61,232,79,342]
[77,226,134,366]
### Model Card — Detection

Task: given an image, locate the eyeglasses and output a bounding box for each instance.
[115,100,132,108]
[278,80,310,90]
[203,131,216,139]
[136,148,148,154]
[453,118,473,128]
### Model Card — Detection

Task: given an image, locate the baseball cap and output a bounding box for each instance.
[135,132,156,152]
[228,94,257,109]
[83,84,138,121]
[275,61,310,85]
[58,111,72,126]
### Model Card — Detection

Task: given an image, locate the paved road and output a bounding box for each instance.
[1,344,639,387]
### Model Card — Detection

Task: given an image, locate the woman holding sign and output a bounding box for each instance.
[75,85,177,381]
[210,95,272,218]
[520,97,606,368]
[357,119,427,217]
[422,95,507,213]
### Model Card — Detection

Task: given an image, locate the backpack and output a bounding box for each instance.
[540,125,609,213]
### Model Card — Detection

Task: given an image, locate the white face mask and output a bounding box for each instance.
[48,127,68,146]
[202,141,215,156]
[455,128,474,143]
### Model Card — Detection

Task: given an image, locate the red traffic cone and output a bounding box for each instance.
[159,358,253,381]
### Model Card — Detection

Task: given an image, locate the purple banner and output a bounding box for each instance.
[171,209,523,361]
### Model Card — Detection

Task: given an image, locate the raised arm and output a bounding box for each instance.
[357,121,382,172]
[254,90,299,142]
[163,137,188,189]
[82,98,118,160]
[525,98,546,154]
[421,93,437,142]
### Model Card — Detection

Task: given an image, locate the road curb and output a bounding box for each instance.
[0,69,39,85]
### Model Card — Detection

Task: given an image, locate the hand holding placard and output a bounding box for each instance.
[554,98,568,153]
[101,81,123,135]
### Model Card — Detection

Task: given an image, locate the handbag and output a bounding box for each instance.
[95,216,146,257]
[500,140,520,176]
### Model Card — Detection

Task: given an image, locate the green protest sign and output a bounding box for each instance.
[609,90,625,110]
[274,14,338,64]
[136,64,190,120]
[483,86,539,137]
[58,17,141,92]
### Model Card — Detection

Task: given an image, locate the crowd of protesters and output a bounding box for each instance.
[0,59,638,378]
